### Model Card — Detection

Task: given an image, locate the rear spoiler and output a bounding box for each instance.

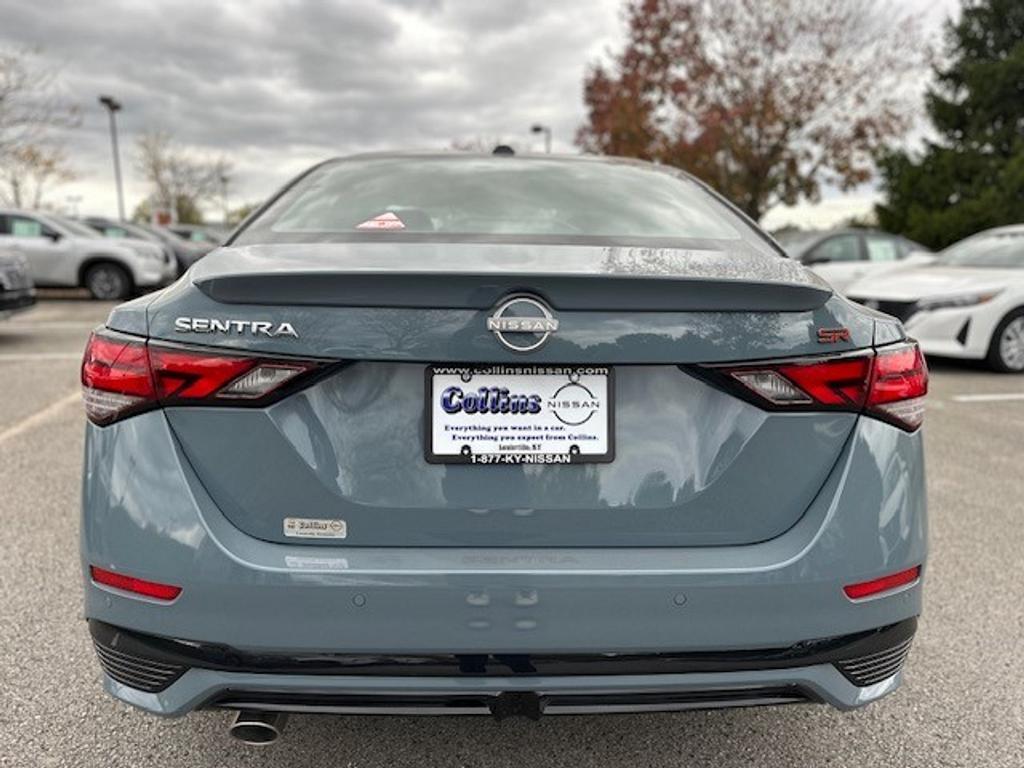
[194,272,832,312]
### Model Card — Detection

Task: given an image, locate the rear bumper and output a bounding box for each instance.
[81,412,926,716]
[91,618,916,716]
[905,305,994,361]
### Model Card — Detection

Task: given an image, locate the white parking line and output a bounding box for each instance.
[951,393,1024,403]
[3,321,101,330]
[0,391,81,446]
[0,353,82,362]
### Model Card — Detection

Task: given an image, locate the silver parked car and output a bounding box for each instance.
[0,246,36,318]
[777,228,933,294]
[81,153,928,743]
[83,216,212,276]
[0,209,176,299]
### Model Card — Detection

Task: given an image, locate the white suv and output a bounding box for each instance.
[0,209,177,299]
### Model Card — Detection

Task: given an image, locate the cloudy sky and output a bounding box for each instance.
[1,0,960,229]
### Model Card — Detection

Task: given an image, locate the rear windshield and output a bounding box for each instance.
[939,232,1024,268]
[233,156,778,253]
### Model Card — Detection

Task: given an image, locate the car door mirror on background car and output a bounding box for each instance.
[43,230,62,243]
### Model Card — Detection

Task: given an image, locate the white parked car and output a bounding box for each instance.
[777,228,933,294]
[0,209,176,299]
[847,225,1024,372]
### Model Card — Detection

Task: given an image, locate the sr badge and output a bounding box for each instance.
[817,327,851,344]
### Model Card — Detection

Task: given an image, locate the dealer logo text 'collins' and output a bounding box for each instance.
[174,317,299,338]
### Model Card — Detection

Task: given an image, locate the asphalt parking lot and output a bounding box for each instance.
[1,297,1022,768]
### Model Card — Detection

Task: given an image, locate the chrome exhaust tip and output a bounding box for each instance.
[228,710,287,745]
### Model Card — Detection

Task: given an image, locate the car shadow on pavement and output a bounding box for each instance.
[923,355,993,375]
[34,288,97,301]
[115,704,883,768]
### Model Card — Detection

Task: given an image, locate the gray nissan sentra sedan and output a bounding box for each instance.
[80,153,927,744]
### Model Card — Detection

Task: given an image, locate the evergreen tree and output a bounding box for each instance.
[876,0,1024,248]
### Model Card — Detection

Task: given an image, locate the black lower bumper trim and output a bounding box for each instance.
[89,617,916,681]
[210,685,816,716]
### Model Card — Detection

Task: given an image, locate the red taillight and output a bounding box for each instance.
[148,346,262,400]
[81,333,155,425]
[81,330,322,425]
[843,566,921,600]
[776,355,872,408]
[866,343,928,430]
[90,565,182,601]
[715,341,928,431]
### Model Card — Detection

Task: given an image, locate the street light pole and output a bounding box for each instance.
[530,124,552,154]
[98,95,126,221]
[219,172,230,225]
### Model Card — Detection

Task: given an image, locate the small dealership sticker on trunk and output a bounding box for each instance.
[355,211,405,230]
[283,517,347,539]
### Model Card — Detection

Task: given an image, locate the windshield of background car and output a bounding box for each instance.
[48,216,100,239]
[233,156,780,255]
[939,232,1024,268]
[144,226,189,246]
[772,230,821,257]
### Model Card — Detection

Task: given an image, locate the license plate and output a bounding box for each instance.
[425,365,614,465]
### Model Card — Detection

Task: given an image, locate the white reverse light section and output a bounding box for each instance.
[873,396,926,430]
[732,371,813,405]
[219,365,307,399]
[81,388,146,423]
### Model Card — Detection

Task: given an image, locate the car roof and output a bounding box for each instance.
[0,208,43,216]
[327,150,652,164]
[313,151,715,181]
[972,224,1024,236]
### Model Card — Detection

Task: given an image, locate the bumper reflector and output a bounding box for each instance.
[843,566,920,600]
[90,566,182,601]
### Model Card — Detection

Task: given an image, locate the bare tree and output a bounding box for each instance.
[134,130,232,223]
[577,0,932,221]
[0,144,76,208]
[0,47,79,205]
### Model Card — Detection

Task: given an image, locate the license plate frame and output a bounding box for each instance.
[424,364,615,465]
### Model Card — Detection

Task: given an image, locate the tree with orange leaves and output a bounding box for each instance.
[577,0,931,221]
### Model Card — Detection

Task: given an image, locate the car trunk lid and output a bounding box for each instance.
[133,243,872,548]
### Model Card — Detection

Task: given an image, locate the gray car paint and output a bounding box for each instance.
[109,245,885,550]
[82,414,924,694]
[168,368,858,548]
[83,155,924,717]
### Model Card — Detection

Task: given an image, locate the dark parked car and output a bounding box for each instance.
[169,223,231,247]
[82,217,210,276]
[0,247,36,318]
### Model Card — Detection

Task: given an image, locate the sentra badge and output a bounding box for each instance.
[174,317,299,338]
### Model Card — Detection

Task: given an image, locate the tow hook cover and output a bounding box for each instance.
[489,692,545,721]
